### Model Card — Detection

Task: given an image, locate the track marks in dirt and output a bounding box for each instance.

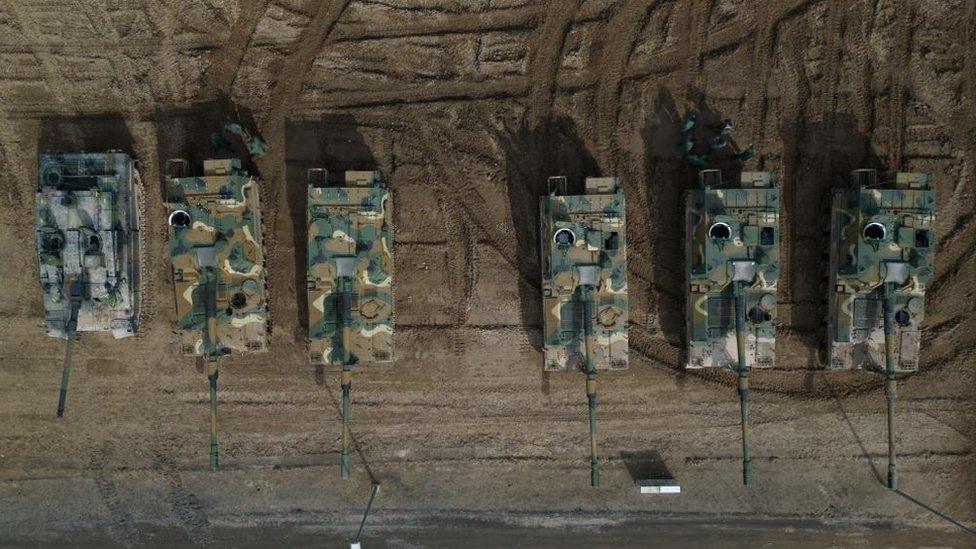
[525,0,583,125]
[888,5,915,171]
[201,0,271,98]
[89,440,141,547]
[593,0,654,170]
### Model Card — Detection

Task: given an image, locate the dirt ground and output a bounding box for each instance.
[1,0,974,546]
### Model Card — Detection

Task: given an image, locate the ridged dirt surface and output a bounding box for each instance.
[0,0,974,545]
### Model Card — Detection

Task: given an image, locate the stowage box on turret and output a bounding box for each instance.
[540,176,629,372]
[164,158,269,357]
[306,169,394,366]
[35,152,142,339]
[827,170,935,372]
[685,170,779,370]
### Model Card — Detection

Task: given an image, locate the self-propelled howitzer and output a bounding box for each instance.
[307,169,394,479]
[827,169,935,489]
[540,176,628,487]
[164,158,269,469]
[34,152,142,417]
[686,169,780,486]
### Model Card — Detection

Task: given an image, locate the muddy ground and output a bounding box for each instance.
[0,0,974,546]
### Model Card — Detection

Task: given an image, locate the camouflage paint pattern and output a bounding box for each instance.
[307,170,394,366]
[34,153,142,339]
[686,170,779,369]
[164,158,268,356]
[827,170,935,373]
[540,177,628,372]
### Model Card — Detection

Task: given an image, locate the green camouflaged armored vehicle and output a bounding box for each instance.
[827,169,935,490]
[34,152,142,417]
[164,157,268,469]
[540,175,628,487]
[685,169,780,486]
[306,169,394,479]
[827,170,935,373]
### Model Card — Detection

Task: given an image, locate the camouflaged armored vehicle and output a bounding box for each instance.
[685,170,779,370]
[685,169,780,486]
[540,175,628,487]
[306,169,394,479]
[827,170,935,373]
[164,157,268,468]
[828,169,936,490]
[34,152,142,417]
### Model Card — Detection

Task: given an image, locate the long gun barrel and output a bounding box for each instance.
[56,277,83,418]
[202,267,220,470]
[883,282,897,489]
[207,359,219,470]
[581,284,599,488]
[340,276,353,480]
[733,280,751,486]
[56,313,78,417]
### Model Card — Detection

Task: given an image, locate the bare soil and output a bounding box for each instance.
[1,0,974,546]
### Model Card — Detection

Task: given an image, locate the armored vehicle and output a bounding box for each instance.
[540,175,628,487]
[827,169,935,489]
[685,169,780,486]
[164,157,268,469]
[34,152,142,417]
[307,169,394,479]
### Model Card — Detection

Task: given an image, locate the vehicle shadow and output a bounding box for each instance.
[495,116,598,352]
[640,86,749,361]
[284,115,377,351]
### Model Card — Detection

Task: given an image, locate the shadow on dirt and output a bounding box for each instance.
[496,116,598,352]
[620,449,675,483]
[38,115,134,156]
[153,95,264,195]
[777,113,884,357]
[641,86,750,359]
[285,115,377,355]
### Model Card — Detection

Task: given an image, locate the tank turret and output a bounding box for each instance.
[164,156,268,469]
[685,169,780,485]
[34,152,142,416]
[827,169,935,489]
[540,175,628,487]
[307,169,394,479]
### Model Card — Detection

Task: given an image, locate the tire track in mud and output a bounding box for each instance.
[151,451,216,546]
[589,0,655,336]
[593,0,654,170]
[88,440,141,547]
[0,117,40,317]
[201,0,270,98]
[525,0,583,125]
[677,0,713,104]
[888,5,915,171]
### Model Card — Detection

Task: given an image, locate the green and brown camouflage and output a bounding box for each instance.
[540,176,628,373]
[540,176,628,488]
[306,169,394,480]
[306,169,394,367]
[685,170,779,371]
[827,170,935,374]
[164,157,268,469]
[35,152,142,416]
[164,158,269,358]
[686,169,778,486]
